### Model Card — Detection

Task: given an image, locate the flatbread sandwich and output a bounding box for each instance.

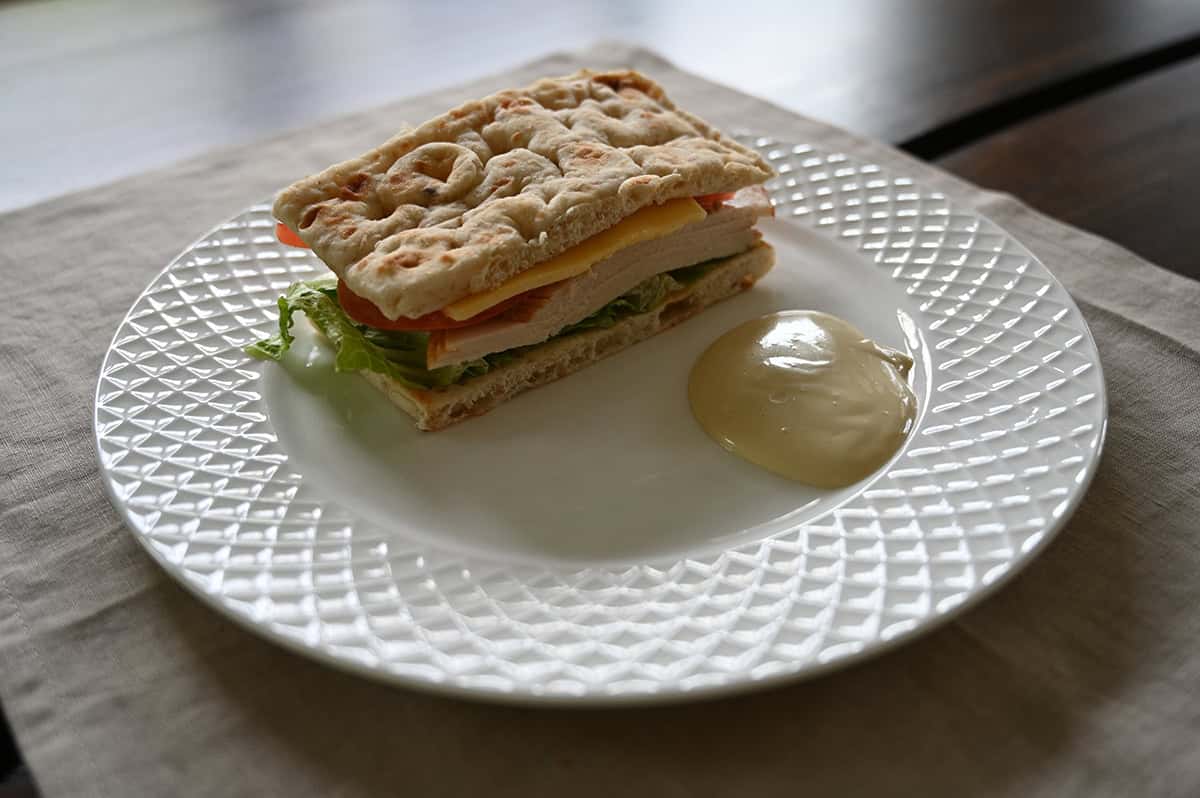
[248,69,775,429]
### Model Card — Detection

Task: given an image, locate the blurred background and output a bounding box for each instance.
[2,1,1196,211]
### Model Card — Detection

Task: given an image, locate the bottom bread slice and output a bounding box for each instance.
[351,241,775,431]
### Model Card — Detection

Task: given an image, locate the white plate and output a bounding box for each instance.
[94,135,1106,704]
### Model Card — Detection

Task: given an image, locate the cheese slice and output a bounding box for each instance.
[443,197,706,321]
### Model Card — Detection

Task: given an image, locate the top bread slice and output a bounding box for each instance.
[272,69,772,320]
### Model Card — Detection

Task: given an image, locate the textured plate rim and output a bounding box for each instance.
[93,136,1108,706]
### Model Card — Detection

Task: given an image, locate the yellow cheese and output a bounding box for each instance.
[443,197,706,321]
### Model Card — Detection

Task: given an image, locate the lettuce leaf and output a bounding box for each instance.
[243,277,479,389]
[666,256,724,285]
[246,263,708,389]
[556,272,679,336]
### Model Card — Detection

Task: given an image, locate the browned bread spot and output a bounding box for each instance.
[275,70,772,321]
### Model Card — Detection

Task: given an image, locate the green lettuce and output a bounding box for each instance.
[246,258,724,389]
[666,257,723,285]
[244,277,482,389]
[556,272,680,336]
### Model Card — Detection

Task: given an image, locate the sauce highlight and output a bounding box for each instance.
[688,311,916,488]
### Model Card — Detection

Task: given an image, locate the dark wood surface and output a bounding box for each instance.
[4,0,1200,212]
[3,1,1200,794]
[940,58,1200,280]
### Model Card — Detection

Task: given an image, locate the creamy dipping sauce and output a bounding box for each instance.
[688,311,916,488]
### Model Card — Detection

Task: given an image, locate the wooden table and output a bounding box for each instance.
[3,0,1199,792]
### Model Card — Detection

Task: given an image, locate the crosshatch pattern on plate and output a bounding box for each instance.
[94,137,1105,700]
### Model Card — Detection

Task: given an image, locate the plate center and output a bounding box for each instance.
[262,220,926,566]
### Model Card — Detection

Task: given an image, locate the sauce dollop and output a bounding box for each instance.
[688,311,916,488]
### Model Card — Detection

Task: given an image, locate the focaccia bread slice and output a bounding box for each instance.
[341,242,775,431]
[274,70,772,321]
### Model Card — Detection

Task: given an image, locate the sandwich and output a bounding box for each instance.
[248,69,775,430]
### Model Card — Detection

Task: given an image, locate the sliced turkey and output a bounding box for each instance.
[427,186,772,368]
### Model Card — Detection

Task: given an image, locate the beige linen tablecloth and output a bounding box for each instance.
[2,44,1199,798]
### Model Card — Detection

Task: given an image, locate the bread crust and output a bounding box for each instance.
[342,242,775,430]
[274,70,771,320]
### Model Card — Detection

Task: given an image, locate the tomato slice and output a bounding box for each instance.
[275,221,310,248]
[337,281,523,331]
[694,192,735,213]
